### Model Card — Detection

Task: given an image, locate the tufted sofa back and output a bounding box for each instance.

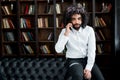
[0,57,67,80]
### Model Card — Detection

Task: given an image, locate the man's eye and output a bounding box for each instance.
[78,18,82,20]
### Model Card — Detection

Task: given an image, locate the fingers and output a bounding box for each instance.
[66,23,72,29]
[84,69,91,80]
[64,23,73,36]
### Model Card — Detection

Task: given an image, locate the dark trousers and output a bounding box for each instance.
[64,58,105,80]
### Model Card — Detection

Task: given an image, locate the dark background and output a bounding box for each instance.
[115,0,120,79]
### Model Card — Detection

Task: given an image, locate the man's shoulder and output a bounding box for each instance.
[85,25,94,30]
[61,28,66,31]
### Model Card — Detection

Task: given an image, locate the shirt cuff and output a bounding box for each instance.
[85,64,93,71]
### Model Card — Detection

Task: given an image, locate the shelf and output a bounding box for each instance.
[0,0,115,57]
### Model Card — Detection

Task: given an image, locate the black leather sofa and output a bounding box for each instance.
[0,57,68,80]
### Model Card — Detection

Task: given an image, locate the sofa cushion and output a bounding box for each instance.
[0,57,67,80]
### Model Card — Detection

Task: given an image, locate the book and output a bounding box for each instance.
[47,32,53,41]
[95,32,101,41]
[56,17,59,27]
[4,45,12,54]
[98,30,105,40]
[2,18,8,28]
[99,17,106,27]
[56,4,61,14]
[24,4,29,14]
[40,45,50,54]
[23,44,34,54]
[101,3,112,13]
[48,5,54,14]
[25,19,32,28]
[2,6,12,15]
[5,32,15,41]
[96,44,103,54]
[44,3,50,13]
[26,32,34,41]
[20,18,27,28]
[22,32,29,41]
[28,5,35,14]
[7,19,15,28]
[38,18,42,28]
[43,45,50,54]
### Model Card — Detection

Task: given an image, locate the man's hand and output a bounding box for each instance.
[84,69,91,80]
[64,23,72,36]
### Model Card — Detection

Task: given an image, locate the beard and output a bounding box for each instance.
[73,24,81,30]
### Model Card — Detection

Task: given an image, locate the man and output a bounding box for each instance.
[55,5,105,80]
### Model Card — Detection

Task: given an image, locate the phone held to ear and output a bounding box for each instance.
[69,27,72,30]
[69,23,73,31]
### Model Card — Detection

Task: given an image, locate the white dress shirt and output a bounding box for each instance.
[55,25,96,71]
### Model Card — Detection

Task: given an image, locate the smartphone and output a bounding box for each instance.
[69,27,72,30]
[69,22,73,30]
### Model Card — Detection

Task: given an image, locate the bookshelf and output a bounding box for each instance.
[0,0,115,56]
[0,0,56,57]
[0,0,115,79]
[0,1,115,54]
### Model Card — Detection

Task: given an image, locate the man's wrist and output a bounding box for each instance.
[64,32,69,36]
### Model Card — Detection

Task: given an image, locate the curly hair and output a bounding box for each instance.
[62,5,89,28]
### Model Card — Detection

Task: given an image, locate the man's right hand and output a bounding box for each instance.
[64,23,72,36]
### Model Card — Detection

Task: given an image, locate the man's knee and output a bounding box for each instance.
[69,64,84,79]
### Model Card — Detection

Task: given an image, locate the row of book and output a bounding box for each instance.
[94,16,107,27]
[4,43,110,55]
[47,3,61,14]
[3,31,34,42]
[4,44,51,54]
[3,29,110,42]
[38,17,59,28]
[2,17,32,29]
[1,2,112,15]
[95,30,105,41]
[101,3,112,13]
[21,32,34,41]
[96,43,111,54]
[20,18,32,28]
[2,16,108,29]
[2,17,60,29]
[3,30,109,42]
[3,31,53,42]
[1,3,61,15]
[21,4,35,15]
[22,44,34,54]
[1,0,15,1]
[4,44,34,54]
[2,3,35,15]
[2,18,15,29]
[4,32,15,41]
[95,29,111,41]
[40,45,51,54]
[2,5,13,15]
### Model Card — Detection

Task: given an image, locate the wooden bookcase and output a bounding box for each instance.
[0,0,115,79]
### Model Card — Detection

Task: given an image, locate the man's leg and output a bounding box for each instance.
[68,63,84,80]
[91,63,105,80]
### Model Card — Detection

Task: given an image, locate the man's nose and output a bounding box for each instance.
[75,19,79,23]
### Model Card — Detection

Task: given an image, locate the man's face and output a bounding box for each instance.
[71,14,82,30]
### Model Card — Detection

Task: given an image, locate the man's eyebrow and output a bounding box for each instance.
[78,17,82,18]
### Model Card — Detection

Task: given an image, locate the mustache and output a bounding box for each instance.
[72,24,81,30]
[73,24,81,26]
